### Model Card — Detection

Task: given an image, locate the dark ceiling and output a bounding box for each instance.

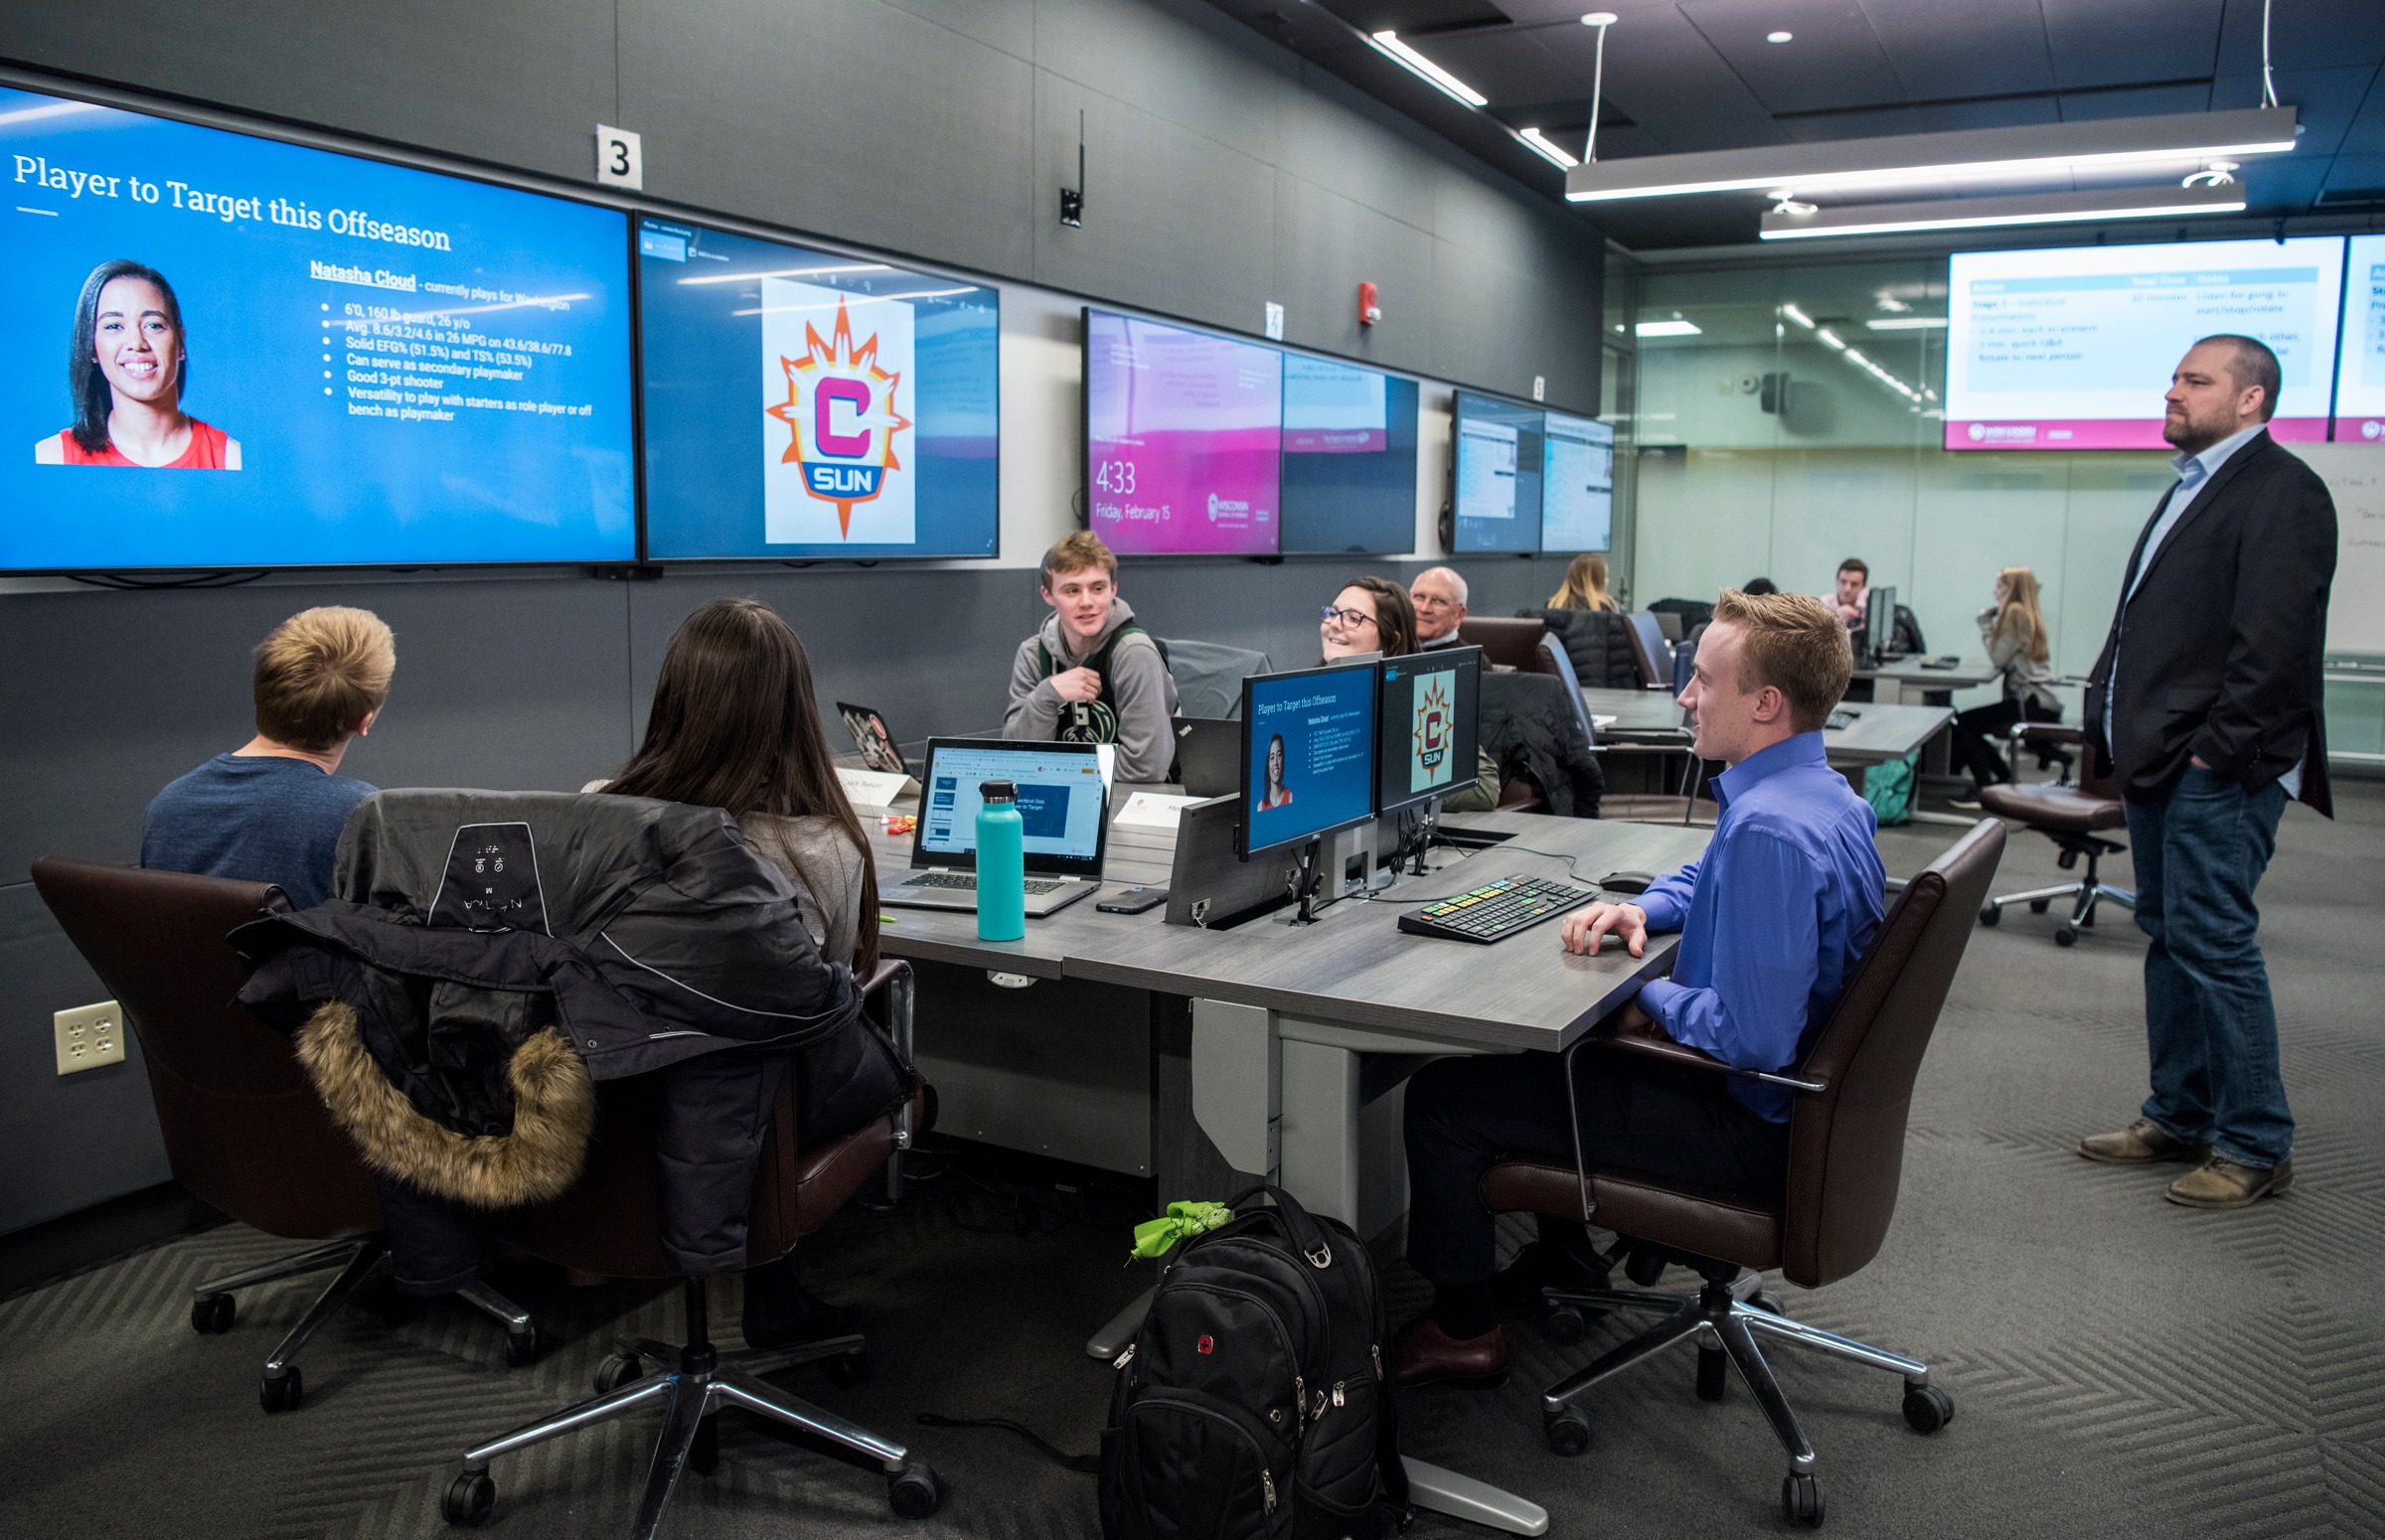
[1203,0,2385,250]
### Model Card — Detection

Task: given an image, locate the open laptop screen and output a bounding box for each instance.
[912,740,1108,874]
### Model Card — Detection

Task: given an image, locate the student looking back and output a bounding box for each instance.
[141,606,393,909]
[1547,552,1619,612]
[1004,532,1178,783]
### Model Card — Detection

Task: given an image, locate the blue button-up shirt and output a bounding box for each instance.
[1632,732,1886,1122]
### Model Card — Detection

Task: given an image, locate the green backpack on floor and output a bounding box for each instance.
[1864,752,1917,828]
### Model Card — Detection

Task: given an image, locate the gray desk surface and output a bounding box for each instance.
[1852,656,1998,689]
[1580,687,1948,767]
[868,808,1708,1052]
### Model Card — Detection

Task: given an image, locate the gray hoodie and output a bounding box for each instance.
[1003,599,1180,783]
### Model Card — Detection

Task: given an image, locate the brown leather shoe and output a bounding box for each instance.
[1390,1317,1509,1389]
[2078,1118,2211,1166]
[2166,1156,2294,1210]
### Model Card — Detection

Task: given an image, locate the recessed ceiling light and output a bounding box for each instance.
[1366,32,1489,108]
[1767,31,1793,43]
[1635,319,1703,337]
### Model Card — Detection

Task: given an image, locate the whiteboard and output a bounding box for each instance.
[2296,444,2385,657]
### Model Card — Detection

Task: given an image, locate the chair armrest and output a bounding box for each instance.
[1587,1029,1828,1093]
[2009,722,2083,746]
[855,958,916,1152]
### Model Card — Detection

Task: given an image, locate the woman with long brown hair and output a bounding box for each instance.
[1949,565,2064,808]
[600,597,900,1346]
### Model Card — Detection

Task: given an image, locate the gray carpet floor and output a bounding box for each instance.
[3,779,2379,1539]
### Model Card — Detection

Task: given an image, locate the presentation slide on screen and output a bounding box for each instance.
[1539,412,1614,552]
[2337,235,2385,442]
[919,747,1104,859]
[1452,392,1542,552]
[639,220,999,559]
[1944,238,2343,450]
[1376,652,1478,812]
[1280,359,1417,554]
[1085,310,1281,555]
[0,85,633,571]
[1244,669,1375,854]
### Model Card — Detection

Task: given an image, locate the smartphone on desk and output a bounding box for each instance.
[1097,886,1168,915]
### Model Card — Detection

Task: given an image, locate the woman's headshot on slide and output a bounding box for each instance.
[1258,732,1294,811]
[34,259,241,469]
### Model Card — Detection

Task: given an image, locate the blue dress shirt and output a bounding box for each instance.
[1632,732,1885,1122]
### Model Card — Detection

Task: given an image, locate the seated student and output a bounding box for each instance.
[1742,576,1778,596]
[1949,565,2062,809]
[1547,553,1620,613]
[1392,590,1884,1386]
[600,596,911,1348]
[1005,532,1179,783]
[1408,566,1469,648]
[142,606,394,909]
[1832,555,1925,660]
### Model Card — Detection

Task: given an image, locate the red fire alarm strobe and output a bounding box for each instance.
[1358,281,1381,327]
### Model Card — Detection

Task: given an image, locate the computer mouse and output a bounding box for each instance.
[1599,870,1655,895]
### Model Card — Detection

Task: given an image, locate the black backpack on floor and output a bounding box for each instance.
[1098,1185,1409,1539]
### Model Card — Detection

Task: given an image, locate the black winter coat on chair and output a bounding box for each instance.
[236,790,915,1284]
[1480,672,1605,818]
[1526,606,1641,692]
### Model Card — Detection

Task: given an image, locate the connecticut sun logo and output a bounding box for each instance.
[1411,673,1454,793]
[763,293,913,539]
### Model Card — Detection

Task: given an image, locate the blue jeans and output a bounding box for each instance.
[2125,766,2294,1167]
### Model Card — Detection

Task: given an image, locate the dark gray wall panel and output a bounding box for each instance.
[1273,174,1438,374]
[1034,0,1288,168]
[1273,80,1441,240]
[617,0,1038,281]
[0,885,172,1234]
[879,0,1036,57]
[1,0,616,183]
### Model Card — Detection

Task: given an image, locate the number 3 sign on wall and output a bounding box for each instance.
[595,125,643,191]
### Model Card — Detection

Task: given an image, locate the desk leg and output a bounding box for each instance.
[1278,1037,1361,1228]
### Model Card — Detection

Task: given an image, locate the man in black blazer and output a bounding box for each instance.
[2079,334,2335,1210]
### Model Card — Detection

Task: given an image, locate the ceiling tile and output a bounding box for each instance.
[2056,82,2213,120]
[2211,66,2384,156]
[1425,31,1591,103]
[1774,95,2062,142]
[1535,5,1787,152]
[2041,0,2223,90]
[1317,0,1515,34]
[1856,0,2055,101]
[1677,0,1909,115]
[2215,0,2385,73]
[2339,75,2385,154]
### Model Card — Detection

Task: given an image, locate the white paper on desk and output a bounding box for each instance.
[1095,742,1117,797]
[835,767,917,811]
[1593,714,1618,729]
[1114,791,1201,831]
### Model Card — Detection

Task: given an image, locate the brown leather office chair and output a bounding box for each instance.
[439,959,938,1535]
[1459,615,1545,671]
[1976,724,2133,946]
[1479,819,2004,1526]
[29,858,538,1412]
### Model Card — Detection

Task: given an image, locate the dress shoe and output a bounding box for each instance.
[2166,1156,2293,1210]
[1390,1317,1509,1389]
[2078,1117,2211,1166]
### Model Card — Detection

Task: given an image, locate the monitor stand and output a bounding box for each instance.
[1282,837,1329,926]
[1407,796,1445,877]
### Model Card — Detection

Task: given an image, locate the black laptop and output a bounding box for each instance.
[836,701,908,776]
[1172,717,1241,799]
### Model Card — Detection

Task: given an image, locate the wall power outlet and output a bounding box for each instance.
[55,1001,126,1075]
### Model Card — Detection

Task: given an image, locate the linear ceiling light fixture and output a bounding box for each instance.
[1635,319,1701,337]
[1515,127,1580,169]
[1366,32,1488,107]
[1759,181,2247,239]
[1565,105,2296,203]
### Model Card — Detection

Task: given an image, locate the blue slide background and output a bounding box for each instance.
[639,220,999,559]
[1244,667,1375,854]
[0,85,634,570]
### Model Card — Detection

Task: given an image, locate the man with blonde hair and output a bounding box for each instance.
[1004,531,1178,782]
[1393,590,1885,1387]
[141,606,395,909]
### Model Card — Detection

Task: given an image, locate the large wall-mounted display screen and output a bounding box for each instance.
[2336,234,2385,445]
[1944,238,2343,451]
[1538,411,1614,552]
[1450,389,1542,552]
[0,84,633,571]
[1084,309,1281,555]
[640,219,999,559]
[1278,356,1419,554]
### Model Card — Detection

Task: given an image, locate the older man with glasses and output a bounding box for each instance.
[1409,566,1469,648]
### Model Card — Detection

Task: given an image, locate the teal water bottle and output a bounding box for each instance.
[975,779,1026,942]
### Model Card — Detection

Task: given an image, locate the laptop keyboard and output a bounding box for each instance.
[904,871,1068,895]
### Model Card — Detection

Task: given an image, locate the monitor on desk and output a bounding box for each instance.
[1864,584,1899,665]
[1238,663,1378,858]
[1376,647,1481,817]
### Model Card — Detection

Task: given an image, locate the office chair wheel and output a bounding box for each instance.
[2054,924,2078,948]
[259,1366,303,1414]
[1781,1471,1824,1526]
[1542,1305,1587,1345]
[689,1412,719,1474]
[1542,1408,1591,1458]
[442,1470,496,1526]
[191,1294,235,1334]
[1696,1343,1728,1402]
[502,1326,539,1368]
[1749,1291,1790,1316]
[593,1350,643,1394]
[826,1346,871,1388]
[2028,898,2051,914]
[1977,904,2000,927]
[1902,1383,1954,1434]
[887,1460,941,1518]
